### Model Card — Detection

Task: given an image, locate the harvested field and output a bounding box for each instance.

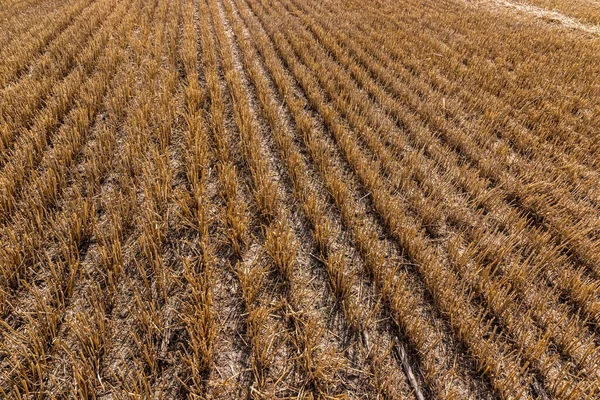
[0,0,599,398]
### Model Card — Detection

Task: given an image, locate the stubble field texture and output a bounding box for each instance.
[0,0,599,398]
